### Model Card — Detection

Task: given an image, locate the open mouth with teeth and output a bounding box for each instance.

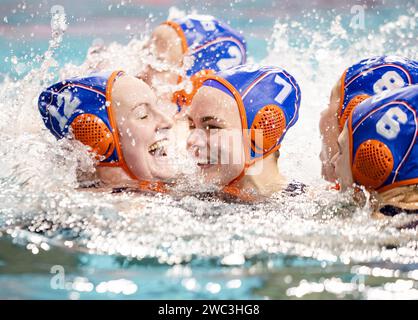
[148,138,168,157]
[197,162,213,169]
[197,157,219,168]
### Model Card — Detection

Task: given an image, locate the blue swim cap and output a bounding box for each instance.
[165,14,247,76]
[38,70,137,179]
[201,64,301,169]
[338,55,418,130]
[348,84,418,192]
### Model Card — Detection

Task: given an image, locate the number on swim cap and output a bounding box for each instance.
[216,46,243,70]
[48,89,81,132]
[376,106,407,140]
[373,71,405,94]
[274,74,292,105]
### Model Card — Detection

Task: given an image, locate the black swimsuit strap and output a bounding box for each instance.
[379,205,418,217]
[282,181,306,197]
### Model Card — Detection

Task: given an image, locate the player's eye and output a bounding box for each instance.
[204,124,221,130]
[188,118,196,129]
[132,104,148,120]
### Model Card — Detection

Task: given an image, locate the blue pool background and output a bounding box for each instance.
[1,0,418,300]
[1,0,415,80]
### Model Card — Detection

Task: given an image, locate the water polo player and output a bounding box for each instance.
[185,65,301,196]
[320,56,418,183]
[332,84,418,216]
[143,14,247,96]
[38,71,175,187]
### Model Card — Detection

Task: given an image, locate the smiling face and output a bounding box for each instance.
[330,124,353,191]
[111,75,175,181]
[319,79,342,182]
[186,86,245,187]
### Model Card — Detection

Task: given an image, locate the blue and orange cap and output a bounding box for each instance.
[198,65,301,181]
[38,71,137,180]
[338,55,418,130]
[347,84,418,193]
[164,14,247,77]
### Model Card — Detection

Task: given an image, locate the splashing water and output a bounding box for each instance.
[0,4,418,299]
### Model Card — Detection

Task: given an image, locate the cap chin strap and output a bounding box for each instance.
[100,71,139,182]
[225,170,246,187]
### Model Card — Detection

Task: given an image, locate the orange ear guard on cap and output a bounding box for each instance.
[352,139,394,189]
[250,104,286,154]
[71,114,116,160]
[338,94,370,131]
